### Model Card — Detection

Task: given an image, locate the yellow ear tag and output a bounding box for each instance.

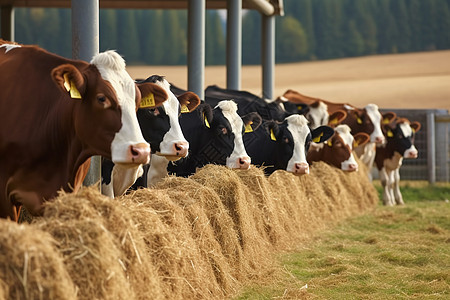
[354,140,359,147]
[329,118,339,125]
[63,73,82,99]
[180,104,190,113]
[387,130,393,137]
[270,129,277,141]
[383,118,390,124]
[412,128,416,133]
[357,117,362,124]
[203,113,210,128]
[297,105,304,110]
[244,121,253,133]
[140,93,155,108]
[312,132,324,143]
[327,140,332,147]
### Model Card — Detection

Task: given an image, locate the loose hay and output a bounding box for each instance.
[1,157,378,299]
[0,219,76,300]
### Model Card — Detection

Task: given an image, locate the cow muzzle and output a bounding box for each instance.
[236,156,251,170]
[293,162,309,175]
[343,163,358,172]
[129,143,151,164]
[404,149,418,159]
[374,136,385,144]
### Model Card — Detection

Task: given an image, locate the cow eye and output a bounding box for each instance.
[221,127,228,135]
[97,95,106,103]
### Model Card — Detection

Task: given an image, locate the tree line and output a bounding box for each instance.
[8,0,450,65]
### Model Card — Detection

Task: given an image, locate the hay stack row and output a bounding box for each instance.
[0,161,378,299]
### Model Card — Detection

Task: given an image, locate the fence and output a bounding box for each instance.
[370,109,449,183]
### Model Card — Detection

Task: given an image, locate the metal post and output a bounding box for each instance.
[188,0,205,100]
[226,0,242,90]
[1,5,14,41]
[72,0,101,187]
[426,112,436,185]
[261,14,275,100]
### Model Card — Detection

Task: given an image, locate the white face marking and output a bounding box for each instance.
[286,115,310,173]
[153,79,188,157]
[365,104,384,143]
[307,102,328,129]
[0,44,21,53]
[399,123,418,158]
[91,51,149,163]
[335,125,358,171]
[217,101,250,168]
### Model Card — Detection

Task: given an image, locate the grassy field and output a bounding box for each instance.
[235,182,450,299]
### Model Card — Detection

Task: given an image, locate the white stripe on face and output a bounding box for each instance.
[217,101,250,169]
[286,115,310,172]
[365,104,384,143]
[335,125,358,171]
[0,44,21,53]
[153,79,188,156]
[307,102,328,129]
[91,51,149,163]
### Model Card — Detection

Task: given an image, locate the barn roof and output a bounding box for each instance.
[0,0,284,16]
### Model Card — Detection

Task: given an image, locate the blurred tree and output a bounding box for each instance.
[276,16,308,62]
[242,10,261,65]
[206,10,225,65]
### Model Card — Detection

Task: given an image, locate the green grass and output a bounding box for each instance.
[234,183,450,299]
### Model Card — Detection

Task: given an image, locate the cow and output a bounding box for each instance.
[307,125,370,172]
[375,118,421,206]
[205,85,308,121]
[141,100,262,186]
[0,40,168,220]
[101,75,201,197]
[244,114,334,175]
[282,89,396,178]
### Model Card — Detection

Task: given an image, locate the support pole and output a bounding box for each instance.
[1,5,14,41]
[72,0,101,188]
[261,14,275,100]
[426,112,436,185]
[226,0,242,90]
[188,0,205,99]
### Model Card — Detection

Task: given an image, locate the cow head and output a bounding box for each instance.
[211,101,262,169]
[308,125,370,172]
[344,104,388,145]
[136,75,200,161]
[267,115,334,175]
[383,118,421,159]
[51,51,168,165]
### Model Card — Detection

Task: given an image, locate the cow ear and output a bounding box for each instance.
[265,121,279,141]
[353,132,370,148]
[382,112,397,124]
[51,64,86,100]
[328,110,347,127]
[242,112,262,133]
[354,110,364,124]
[410,121,421,133]
[197,103,213,128]
[178,91,201,113]
[136,82,168,109]
[311,126,335,143]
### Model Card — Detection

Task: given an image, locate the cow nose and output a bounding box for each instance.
[346,163,358,172]
[237,156,251,170]
[407,151,418,158]
[294,162,309,175]
[174,141,189,157]
[374,136,384,144]
[130,143,150,164]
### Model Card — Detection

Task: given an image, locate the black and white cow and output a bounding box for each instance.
[204,85,308,121]
[375,118,421,206]
[101,75,200,197]
[244,114,334,175]
[142,100,262,186]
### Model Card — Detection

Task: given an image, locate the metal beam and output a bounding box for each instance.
[426,112,436,185]
[261,14,275,100]
[72,0,101,188]
[226,0,242,90]
[0,5,14,41]
[245,0,275,16]
[188,0,205,99]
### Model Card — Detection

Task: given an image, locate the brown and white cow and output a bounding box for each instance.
[283,89,396,178]
[307,125,370,172]
[375,118,421,206]
[0,41,168,220]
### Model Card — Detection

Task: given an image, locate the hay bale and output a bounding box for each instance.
[0,219,76,300]
[122,186,231,299]
[34,187,162,300]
